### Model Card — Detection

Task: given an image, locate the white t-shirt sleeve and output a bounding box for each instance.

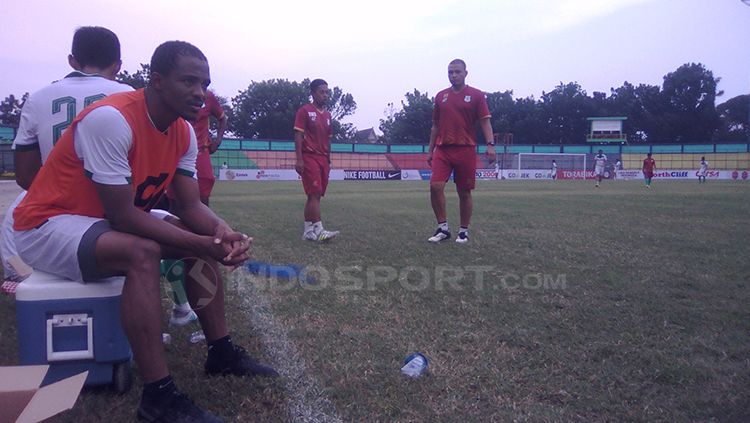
[74,106,133,185]
[12,96,39,149]
[176,124,198,179]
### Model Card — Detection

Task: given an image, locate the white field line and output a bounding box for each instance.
[233,270,344,423]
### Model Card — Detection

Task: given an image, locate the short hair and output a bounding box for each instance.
[150,41,207,77]
[310,79,328,92]
[71,26,121,69]
[449,59,466,69]
[647,153,652,157]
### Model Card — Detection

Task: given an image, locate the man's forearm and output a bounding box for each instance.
[109,208,206,252]
[480,119,494,144]
[215,116,227,147]
[170,201,225,237]
[294,132,304,161]
[428,126,438,153]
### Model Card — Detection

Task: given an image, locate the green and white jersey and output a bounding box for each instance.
[13,71,133,162]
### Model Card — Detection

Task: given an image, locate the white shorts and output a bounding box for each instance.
[595,166,605,176]
[1,191,26,280]
[14,210,174,283]
[697,169,706,177]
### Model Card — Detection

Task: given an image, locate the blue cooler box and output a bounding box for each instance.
[15,270,133,392]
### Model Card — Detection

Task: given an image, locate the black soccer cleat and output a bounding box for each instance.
[205,344,279,378]
[137,389,223,423]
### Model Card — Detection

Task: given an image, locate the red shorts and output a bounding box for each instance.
[196,148,215,198]
[643,171,654,178]
[430,145,477,191]
[302,154,330,196]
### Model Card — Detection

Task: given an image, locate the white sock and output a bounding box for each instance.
[173,302,192,313]
[313,221,323,233]
[459,227,468,235]
[304,221,313,234]
[438,221,449,231]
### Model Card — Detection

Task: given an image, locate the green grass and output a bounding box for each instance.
[1,180,749,422]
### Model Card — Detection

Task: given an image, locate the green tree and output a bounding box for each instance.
[116,63,150,89]
[486,90,515,136]
[379,89,433,144]
[539,82,593,144]
[230,79,356,141]
[660,63,721,143]
[0,93,28,127]
[609,81,664,143]
[510,96,549,145]
[715,94,750,143]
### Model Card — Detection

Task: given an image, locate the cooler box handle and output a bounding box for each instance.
[46,313,94,361]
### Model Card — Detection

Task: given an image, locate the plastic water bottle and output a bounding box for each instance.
[189,330,206,344]
[401,352,428,378]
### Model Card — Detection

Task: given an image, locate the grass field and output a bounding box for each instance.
[1,180,749,422]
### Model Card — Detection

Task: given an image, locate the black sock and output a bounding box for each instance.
[142,375,175,401]
[207,335,233,358]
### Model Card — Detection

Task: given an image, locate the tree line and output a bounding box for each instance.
[1,62,747,145]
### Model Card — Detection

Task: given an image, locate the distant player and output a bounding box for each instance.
[1,26,132,282]
[697,156,709,183]
[427,58,495,244]
[613,159,622,179]
[550,160,558,180]
[294,79,339,242]
[191,90,227,206]
[643,153,656,188]
[593,149,607,187]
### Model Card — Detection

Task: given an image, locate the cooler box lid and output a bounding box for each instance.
[15,271,124,301]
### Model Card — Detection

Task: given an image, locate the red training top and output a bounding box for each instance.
[643,157,656,173]
[294,103,332,156]
[432,85,491,146]
[191,90,225,150]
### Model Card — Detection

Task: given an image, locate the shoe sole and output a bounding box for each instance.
[169,313,197,327]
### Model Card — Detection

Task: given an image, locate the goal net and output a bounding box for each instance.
[517,153,587,173]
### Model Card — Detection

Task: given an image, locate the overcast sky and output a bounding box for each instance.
[1,0,748,133]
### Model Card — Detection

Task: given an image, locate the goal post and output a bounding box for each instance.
[517,153,587,174]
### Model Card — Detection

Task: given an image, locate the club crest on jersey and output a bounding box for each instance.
[464,95,472,103]
[442,93,449,103]
[308,111,316,121]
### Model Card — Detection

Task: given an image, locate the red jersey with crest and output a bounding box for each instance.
[432,85,491,146]
[294,103,331,156]
[643,157,656,173]
[191,90,224,150]
[14,89,195,230]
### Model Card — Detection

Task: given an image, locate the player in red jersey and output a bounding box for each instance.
[294,79,339,242]
[165,90,227,327]
[191,89,227,206]
[14,41,276,422]
[427,59,495,244]
[642,152,657,188]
